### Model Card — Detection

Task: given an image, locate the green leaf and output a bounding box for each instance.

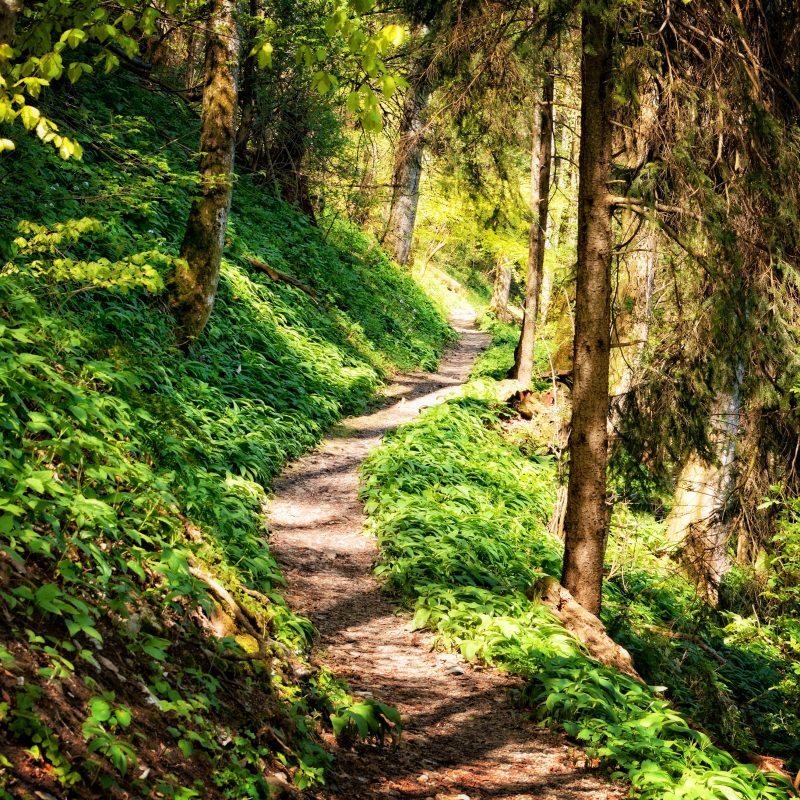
[115,707,132,728]
[255,42,272,68]
[19,105,40,130]
[60,28,87,48]
[89,697,112,722]
[34,583,63,613]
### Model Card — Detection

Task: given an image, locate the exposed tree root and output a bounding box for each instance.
[188,563,274,664]
[529,576,643,682]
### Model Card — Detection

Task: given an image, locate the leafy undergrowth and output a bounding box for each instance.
[601,510,800,772]
[469,317,552,384]
[360,394,796,800]
[0,75,443,798]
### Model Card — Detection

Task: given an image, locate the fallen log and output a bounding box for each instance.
[528,576,643,682]
[246,256,318,302]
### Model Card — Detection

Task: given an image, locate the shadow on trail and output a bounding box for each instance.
[267,311,623,800]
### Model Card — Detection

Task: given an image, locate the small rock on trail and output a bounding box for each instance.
[268,306,625,800]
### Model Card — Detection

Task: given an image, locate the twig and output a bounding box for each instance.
[640,623,726,665]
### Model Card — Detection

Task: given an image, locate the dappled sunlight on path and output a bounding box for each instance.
[268,307,625,800]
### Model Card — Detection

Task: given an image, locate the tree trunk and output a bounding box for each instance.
[170,0,239,345]
[352,135,380,225]
[538,260,554,328]
[666,370,744,605]
[561,8,614,615]
[185,27,199,90]
[385,67,431,266]
[511,63,554,385]
[0,0,21,44]
[608,76,658,436]
[608,216,657,434]
[235,0,258,164]
[490,260,514,323]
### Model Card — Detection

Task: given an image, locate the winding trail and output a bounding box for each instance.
[268,303,624,800]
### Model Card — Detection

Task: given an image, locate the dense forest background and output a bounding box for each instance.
[1,0,800,798]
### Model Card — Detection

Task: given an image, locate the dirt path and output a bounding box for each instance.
[268,304,625,800]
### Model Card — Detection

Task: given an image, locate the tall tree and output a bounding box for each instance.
[235,0,259,163]
[510,59,554,385]
[608,217,656,434]
[560,5,614,614]
[170,0,240,344]
[608,82,659,435]
[384,56,432,265]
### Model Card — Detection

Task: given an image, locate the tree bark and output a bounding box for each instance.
[666,370,744,605]
[538,259,555,329]
[170,0,239,345]
[561,8,614,615]
[608,216,657,434]
[185,27,199,90]
[0,0,21,44]
[385,66,431,266]
[490,260,514,323]
[511,63,554,385]
[235,0,258,164]
[531,577,642,682]
[608,76,659,436]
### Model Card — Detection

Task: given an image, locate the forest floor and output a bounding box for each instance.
[268,298,626,800]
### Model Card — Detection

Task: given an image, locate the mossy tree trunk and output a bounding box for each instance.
[511,62,554,385]
[608,78,659,436]
[385,65,431,266]
[561,7,614,615]
[608,216,657,433]
[170,0,240,345]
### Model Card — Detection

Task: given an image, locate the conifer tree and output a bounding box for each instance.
[560,2,614,615]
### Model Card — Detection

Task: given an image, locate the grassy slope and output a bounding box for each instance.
[0,74,452,799]
[360,359,797,799]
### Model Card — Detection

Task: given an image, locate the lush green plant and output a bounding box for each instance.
[602,503,800,765]
[0,72,438,796]
[330,699,401,747]
[361,392,795,800]
[470,316,552,384]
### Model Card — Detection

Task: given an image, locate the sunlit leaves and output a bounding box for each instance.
[0,0,163,156]
[9,218,167,291]
[18,104,39,129]
[307,1,409,130]
[59,28,87,49]
[254,41,273,68]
